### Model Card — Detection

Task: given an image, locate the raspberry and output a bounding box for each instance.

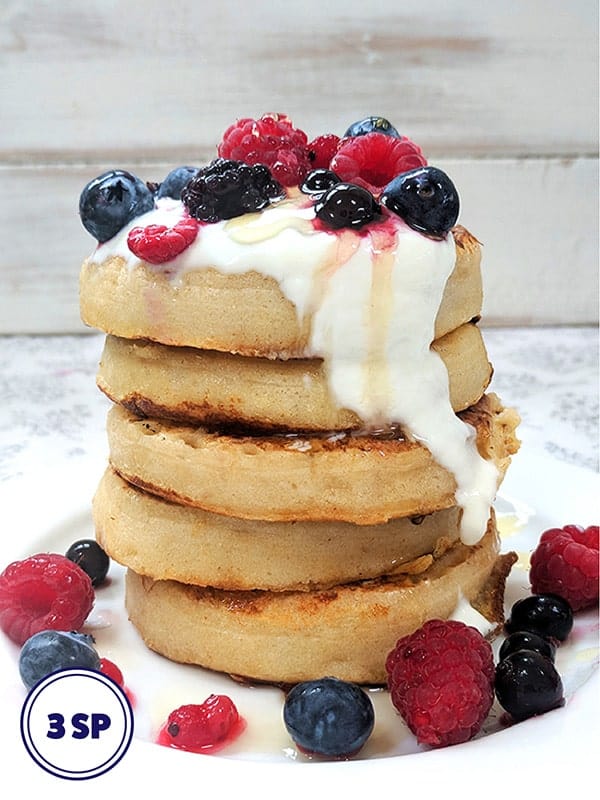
[218,113,311,187]
[529,525,599,611]
[307,134,341,170]
[0,553,94,645]
[330,132,427,196]
[385,619,494,747]
[164,695,240,752]
[127,215,199,265]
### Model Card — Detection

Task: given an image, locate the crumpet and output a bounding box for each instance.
[107,393,520,525]
[97,322,492,431]
[125,519,516,685]
[80,225,482,358]
[94,467,463,591]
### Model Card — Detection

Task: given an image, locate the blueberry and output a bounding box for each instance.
[505,594,573,642]
[65,539,110,587]
[314,183,380,230]
[344,116,400,139]
[300,169,341,195]
[283,676,374,757]
[499,630,557,663]
[79,169,155,242]
[380,166,459,237]
[495,650,564,720]
[19,630,100,690]
[156,166,199,200]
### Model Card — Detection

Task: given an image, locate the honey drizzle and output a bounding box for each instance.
[363,231,397,423]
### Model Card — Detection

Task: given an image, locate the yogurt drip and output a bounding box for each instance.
[309,223,498,545]
[92,198,498,543]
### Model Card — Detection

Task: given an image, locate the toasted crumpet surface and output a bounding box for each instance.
[125,519,517,685]
[80,226,482,358]
[97,322,491,431]
[106,393,520,525]
[95,467,464,591]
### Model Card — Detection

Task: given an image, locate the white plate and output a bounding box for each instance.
[0,450,598,797]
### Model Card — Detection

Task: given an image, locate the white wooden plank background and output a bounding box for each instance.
[0,0,597,332]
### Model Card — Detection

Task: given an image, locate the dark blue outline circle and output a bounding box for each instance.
[20,667,134,780]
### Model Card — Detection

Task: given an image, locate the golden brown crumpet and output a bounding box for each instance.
[80,226,482,358]
[106,393,520,525]
[124,520,517,685]
[97,322,492,431]
[94,467,464,591]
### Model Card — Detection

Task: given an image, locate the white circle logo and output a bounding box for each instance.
[20,668,134,780]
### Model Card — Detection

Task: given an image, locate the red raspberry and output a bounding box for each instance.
[330,132,427,196]
[530,525,599,611]
[385,619,494,747]
[218,113,311,187]
[0,553,94,645]
[164,694,240,752]
[127,215,199,265]
[307,133,341,170]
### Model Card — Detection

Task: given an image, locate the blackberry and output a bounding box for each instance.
[314,183,380,230]
[381,166,459,237]
[181,159,284,223]
[344,116,400,138]
[300,169,341,195]
[495,650,564,721]
[79,170,154,243]
[283,677,374,757]
[65,539,110,587]
[156,166,199,200]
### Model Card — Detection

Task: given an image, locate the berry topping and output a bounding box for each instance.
[79,170,155,243]
[218,113,311,187]
[314,183,380,231]
[127,215,200,264]
[494,650,564,721]
[385,619,494,748]
[343,116,401,139]
[65,539,110,587]
[381,166,460,237]
[307,134,341,169]
[300,169,341,195]
[156,166,199,200]
[505,594,573,642]
[19,630,100,689]
[182,158,284,223]
[0,553,94,645]
[529,525,599,611]
[498,630,557,663]
[330,132,426,196]
[164,695,240,752]
[283,677,374,758]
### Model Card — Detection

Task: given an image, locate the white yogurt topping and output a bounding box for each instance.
[449,591,497,638]
[92,196,498,543]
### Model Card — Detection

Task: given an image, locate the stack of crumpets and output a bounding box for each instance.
[79,114,520,685]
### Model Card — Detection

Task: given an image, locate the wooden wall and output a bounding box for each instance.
[1,0,597,332]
